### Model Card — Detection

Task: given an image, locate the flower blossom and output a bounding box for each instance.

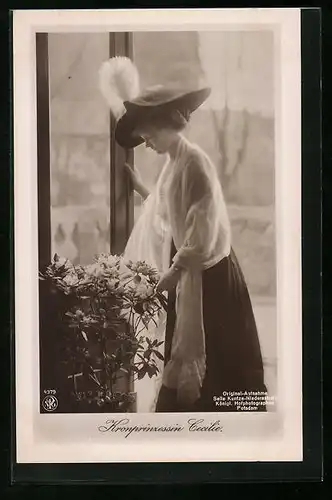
[106,278,120,291]
[63,271,80,287]
[85,263,104,278]
[134,283,155,300]
[96,253,121,268]
[52,255,72,270]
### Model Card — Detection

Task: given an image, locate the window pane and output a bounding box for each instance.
[49,33,110,265]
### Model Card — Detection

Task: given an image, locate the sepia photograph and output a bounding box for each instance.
[38,29,276,415]
[13,8,303,464]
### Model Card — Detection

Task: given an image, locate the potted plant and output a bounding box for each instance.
[40,253,167,412]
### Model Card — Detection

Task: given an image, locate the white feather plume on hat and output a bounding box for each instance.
[98,56,140,121]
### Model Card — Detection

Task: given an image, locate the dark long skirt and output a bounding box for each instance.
[155,242,268,412]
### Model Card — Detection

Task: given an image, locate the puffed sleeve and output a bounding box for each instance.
[171,152,222,270]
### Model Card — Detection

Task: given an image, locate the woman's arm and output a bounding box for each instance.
[124,163,150,200]
[156,158,210,291]
[171,154,221,270]
[135,182,150,200]
[156,264,182,292]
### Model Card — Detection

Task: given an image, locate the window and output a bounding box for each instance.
[37,33,134,412]
[48,33,111,265]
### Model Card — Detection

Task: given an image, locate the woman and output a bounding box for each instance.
[117,84,268,412]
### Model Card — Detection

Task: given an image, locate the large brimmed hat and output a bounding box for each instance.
[98,56,211,149]
[115,85,211,149]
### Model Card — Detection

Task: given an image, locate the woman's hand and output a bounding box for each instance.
[156,267,182,293]
[124,163,149,199]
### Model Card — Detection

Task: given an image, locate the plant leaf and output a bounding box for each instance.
[153,350,164,361]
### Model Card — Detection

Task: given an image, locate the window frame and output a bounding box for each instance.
[109,32,135,255]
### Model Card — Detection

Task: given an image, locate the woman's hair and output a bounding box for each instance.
[140,107,191,133]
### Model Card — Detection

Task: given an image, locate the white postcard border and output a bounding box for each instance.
[13,8,302,463]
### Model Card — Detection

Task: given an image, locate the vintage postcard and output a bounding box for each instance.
[13,8,303,464]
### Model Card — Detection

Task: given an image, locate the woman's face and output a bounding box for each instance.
[136,125,177,155]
